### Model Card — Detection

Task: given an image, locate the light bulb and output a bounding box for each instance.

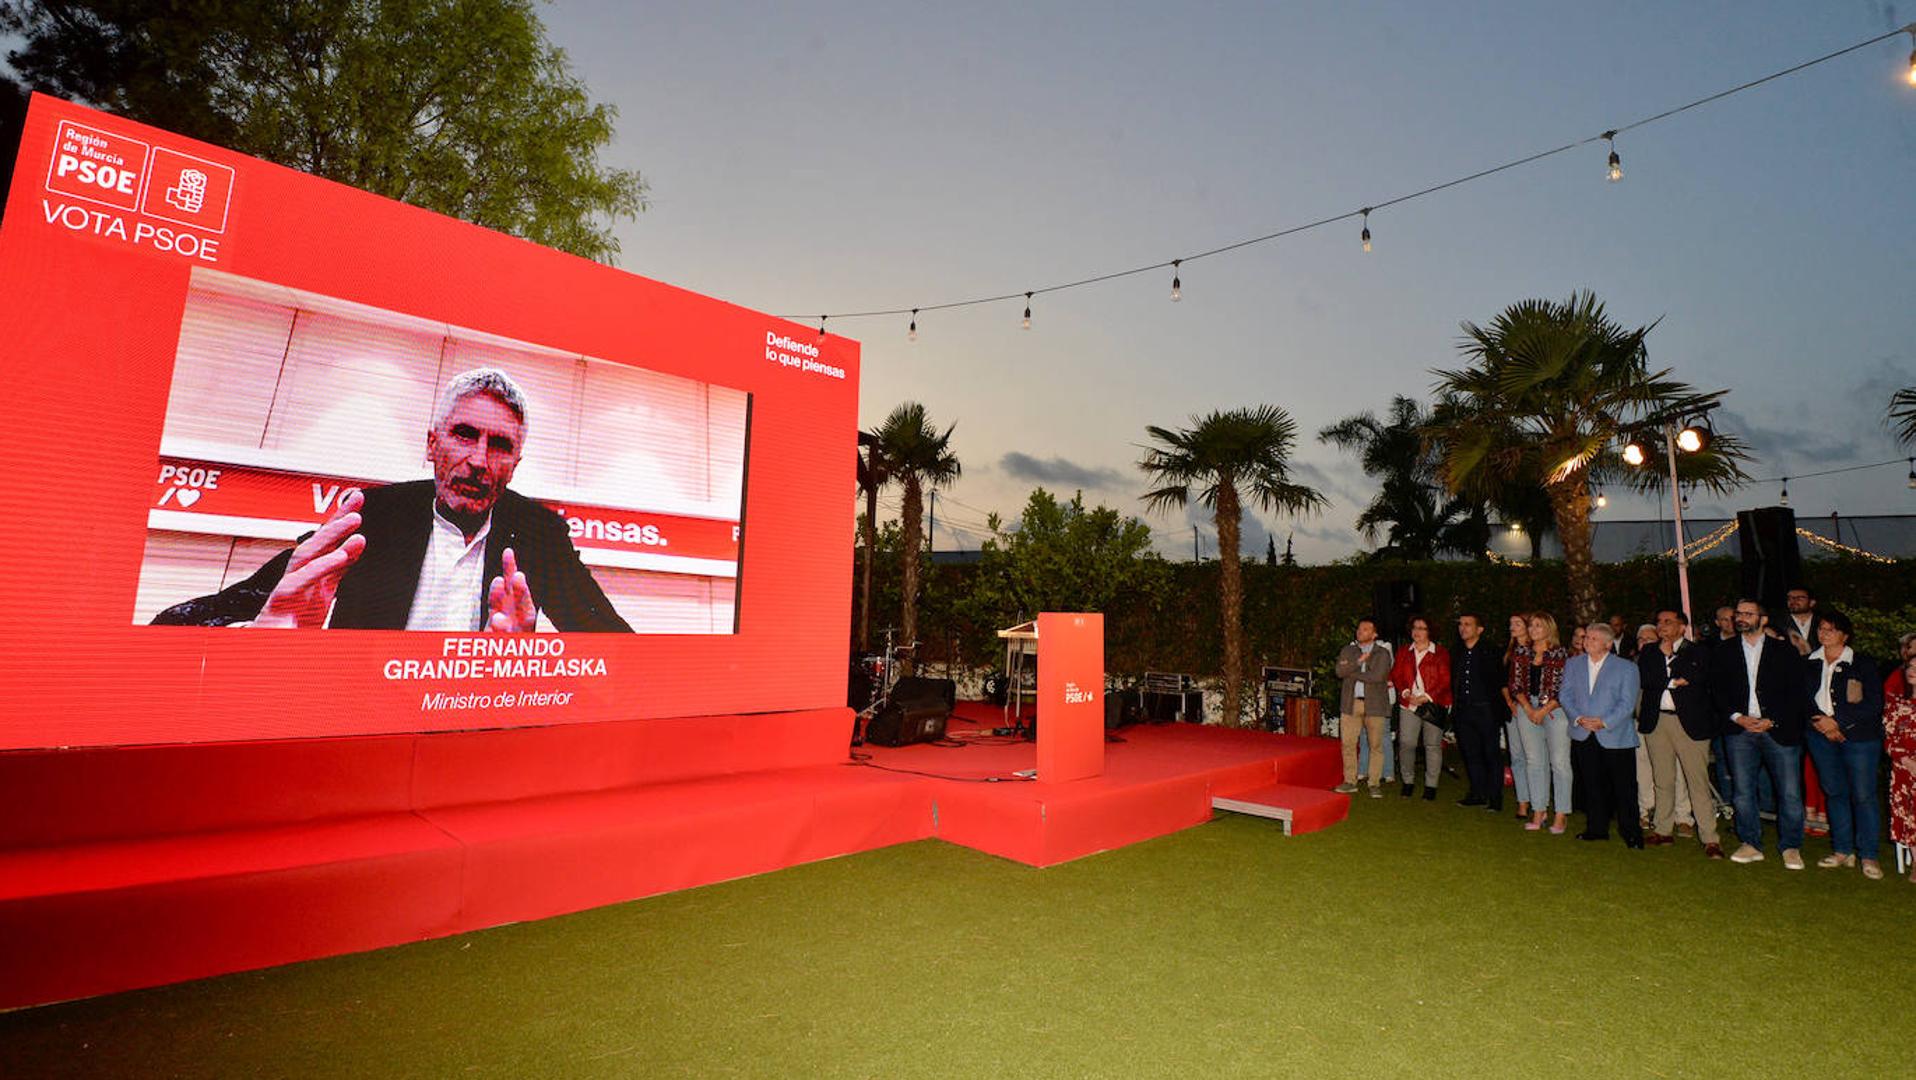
[1622,442,1646,467]
[1907,44,1916,86]
[1676,427,1702,453]
[908,309,918,342]
[1780,480,1791,508]
[817,317,827,341]
[1906,459,1913,489]
[1596,492,1609,509]
[1170,259,1182,302]
[1021,292,1032,330]
[1604,132,1622,182]
[1360,209,1372,253]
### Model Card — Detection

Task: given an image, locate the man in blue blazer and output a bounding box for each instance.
[1560,621,1645,847]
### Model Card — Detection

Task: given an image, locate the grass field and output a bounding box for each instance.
[4,788,1913,1079]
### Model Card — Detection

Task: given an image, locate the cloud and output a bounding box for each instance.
[998,451,1127,490]
[1716,408,1862,467]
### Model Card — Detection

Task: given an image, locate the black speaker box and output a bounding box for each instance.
[865,698,949,747]
[892,676,957,710]
[1372,579,1420,643]
[1737,506,1801,613]
[1103,689,1144,730]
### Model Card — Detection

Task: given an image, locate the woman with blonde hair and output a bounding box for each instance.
[1513,613,1573,834]
[1502,611,1533,820]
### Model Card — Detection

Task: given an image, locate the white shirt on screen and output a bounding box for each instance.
[404,508,493,632]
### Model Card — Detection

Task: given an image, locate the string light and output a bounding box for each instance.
[1654,520,1740,560]
[1595,489,1608,509]
[1676,421,1711,453]
[1907,25,1916,86]
[1622,441,1647,467]
[774,26,1913,329]
[1798,527,1897,564]
[817,316,827,341]
[1021,292,1032,330]
[1780,477,1790,507]
[1907,457,1915,490]
[1170,259,1182,302]
[908,308,918,342]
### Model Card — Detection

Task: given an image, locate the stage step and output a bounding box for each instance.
[1212,783,1349,835]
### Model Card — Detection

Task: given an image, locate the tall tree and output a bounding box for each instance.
[1140,406,1325,725]
[854,431,889,652]
[1319,395,1487,560]
[1887,388,1916,447]
[1,0,645,261]
[1425,292,1748,624]
[873,402,960,674]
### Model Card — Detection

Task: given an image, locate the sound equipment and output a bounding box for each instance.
[1736,506,1801,613]
[892,676,957,711]
[1103,688,1145,730]
[864,697,949,747]
[1373,579,1420,643]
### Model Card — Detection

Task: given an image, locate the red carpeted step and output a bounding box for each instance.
[1211,782,1349,835]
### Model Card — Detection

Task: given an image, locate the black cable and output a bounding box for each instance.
[778,25,1914,324]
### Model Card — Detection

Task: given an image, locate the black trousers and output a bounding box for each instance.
[1572,736,1641,841]
[1454,702,1501,808]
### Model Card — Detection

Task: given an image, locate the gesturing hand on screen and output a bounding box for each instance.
[253,488,367,629]
[486,546,537,633]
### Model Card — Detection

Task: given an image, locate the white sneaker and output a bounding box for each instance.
[1782,849,1805,870]
[1729,844,1765,864]
[1334,782,1359,794]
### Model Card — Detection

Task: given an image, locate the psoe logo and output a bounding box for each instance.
[45,120,148,212]
[140,147,234,233]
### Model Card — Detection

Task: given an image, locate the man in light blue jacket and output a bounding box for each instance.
[1560,621,1644,847]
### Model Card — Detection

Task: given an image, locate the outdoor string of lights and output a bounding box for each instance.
[788,24,1916,338]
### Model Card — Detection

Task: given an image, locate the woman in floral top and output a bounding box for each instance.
[1510,613,1572,835]
[1883,655,1916,884]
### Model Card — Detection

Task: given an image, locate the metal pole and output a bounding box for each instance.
[1663,423,1694,634]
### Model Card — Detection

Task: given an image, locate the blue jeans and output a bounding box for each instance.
[1726,729,1805,851]
[1516,697,1573,813]
[1805,730,1883,858]
[1506,716,1530,806]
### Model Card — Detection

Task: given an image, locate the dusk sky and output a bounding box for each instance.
[545,1,1916,562]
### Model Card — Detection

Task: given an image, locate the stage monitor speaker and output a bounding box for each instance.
[1103,689,1143,730]
[864,697,949,747]
[892,676,957,711]
[1372,579,1421,644]
[1736,506,1801,613]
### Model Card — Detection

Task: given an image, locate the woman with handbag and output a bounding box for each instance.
[1803,609,1885,879]
[1391,615,1451,800]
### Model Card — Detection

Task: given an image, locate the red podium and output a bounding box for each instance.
[1035,612,1105,782]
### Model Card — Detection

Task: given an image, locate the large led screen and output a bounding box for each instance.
[0,96,859,748]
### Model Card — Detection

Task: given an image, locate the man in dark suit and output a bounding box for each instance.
[1450,611,1505,811]
[154,368,631,633]
[1638,609,1722,857]
[1710,598,1807,868]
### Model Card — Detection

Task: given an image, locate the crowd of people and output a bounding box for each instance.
[1331,586,1916,883]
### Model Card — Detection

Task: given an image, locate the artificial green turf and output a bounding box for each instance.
[4,789,1914,1079]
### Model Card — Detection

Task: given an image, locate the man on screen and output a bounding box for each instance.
[154,368,632,632]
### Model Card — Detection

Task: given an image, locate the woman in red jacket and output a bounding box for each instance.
[1392,615,1452,800]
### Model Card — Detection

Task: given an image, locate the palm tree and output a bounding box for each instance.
[854,430,889,652]
[1140,406,1326,725]
[1887,388,1916,447]
[1425,292,1749,625]
[1319,396,1487,560]
[872,402,961,674]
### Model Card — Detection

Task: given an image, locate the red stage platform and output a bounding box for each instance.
[863,702,1344,865]
[0,702,1342,1008]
